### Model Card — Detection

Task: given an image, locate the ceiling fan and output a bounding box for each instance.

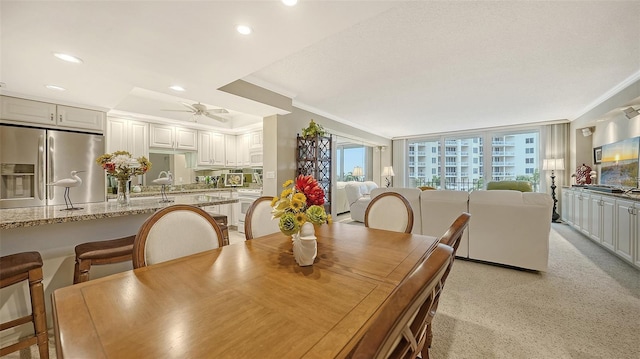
[162,102,229,122]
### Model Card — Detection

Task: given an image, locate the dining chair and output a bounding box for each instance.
[349,243,453,359]
[422,212,471,357]
[73,235,135,283]
[437,212,471,257]
[364,192,414,233]
[133,204,225,268]
[0,251,49,359]
[244,196,280,240]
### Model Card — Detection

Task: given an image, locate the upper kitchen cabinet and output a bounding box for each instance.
[225,134,237,167]
[197,131,225,166]
[150,123,197,151]
[250,130,263,150]
[107,117,149,159]
[1,96,105,132]
[236,133,251,167]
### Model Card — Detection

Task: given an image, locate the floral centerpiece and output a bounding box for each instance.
[96,151,151,205]
[271,174,332,236]
[271,175,332,266]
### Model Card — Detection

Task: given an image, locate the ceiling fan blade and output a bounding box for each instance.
[180,102,198,111]
[206,108,229,114]
[161,109,193,112]
[204,113,228,122]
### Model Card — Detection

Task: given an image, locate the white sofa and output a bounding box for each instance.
[335,182,350,215]
[344,181,379,222]
[367,188,553,271]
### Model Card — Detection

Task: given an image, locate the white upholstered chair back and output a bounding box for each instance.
[133,205,224,268]
[370,187,422,234]
[244,196,280,240]
[365,192,414,233]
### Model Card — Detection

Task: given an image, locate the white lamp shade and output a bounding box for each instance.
[542,158,565,171]
[382,166,395,177]
[352,166,363,177]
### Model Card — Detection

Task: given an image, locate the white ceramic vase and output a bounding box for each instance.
[292,222,317,266]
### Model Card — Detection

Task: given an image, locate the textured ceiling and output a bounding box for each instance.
[2,1,639,138]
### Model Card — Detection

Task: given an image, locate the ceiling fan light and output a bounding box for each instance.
[53,52,83,64]
[169,85,185,92]
[236,25,252,35]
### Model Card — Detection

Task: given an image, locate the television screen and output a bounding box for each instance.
[600,137,640,188]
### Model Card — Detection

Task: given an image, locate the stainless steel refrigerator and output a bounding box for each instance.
[0,124,105,208]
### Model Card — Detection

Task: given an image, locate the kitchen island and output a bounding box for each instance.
[0,192,239,342]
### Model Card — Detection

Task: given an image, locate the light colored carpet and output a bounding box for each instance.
[7,222,638,358]
[430,223,640,359]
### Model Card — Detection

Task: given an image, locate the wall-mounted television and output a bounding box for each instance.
[599,136,640,188]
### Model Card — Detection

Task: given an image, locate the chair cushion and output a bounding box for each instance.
[76,236,135,260]
[0,251,43,280]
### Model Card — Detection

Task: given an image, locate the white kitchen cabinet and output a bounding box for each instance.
[106,117,149,159]
[56,105,105,131]
[249,130,263,150]
[197,131,225,166]
[225,134,237,167]
[149,124,197,151]
[1,96,105,132]
[562,188,574,225]
[571,189,588,234]
[589,194,615,249]
[615,199,636,263]
[236,133,251,167]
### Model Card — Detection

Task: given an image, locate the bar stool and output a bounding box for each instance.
[0,251,49,359]
[206,212,229,245]
[73,235,135,284]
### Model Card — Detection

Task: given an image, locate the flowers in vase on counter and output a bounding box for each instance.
[96,151,151,180]
[271,175,332,236]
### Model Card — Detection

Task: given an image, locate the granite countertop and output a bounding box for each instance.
[1,193,239,230]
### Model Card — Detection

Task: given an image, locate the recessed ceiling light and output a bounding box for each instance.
[45,84,66,91]
[236,25,252,35]
[53,52,83,64]
[282,0,298,6]
[169,85,185,92]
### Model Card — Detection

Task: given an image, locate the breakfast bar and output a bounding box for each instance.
[0,193,239,341]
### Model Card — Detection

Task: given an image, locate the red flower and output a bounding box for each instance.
[295,175,325,206]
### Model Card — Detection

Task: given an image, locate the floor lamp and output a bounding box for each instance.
[543,158,564,223]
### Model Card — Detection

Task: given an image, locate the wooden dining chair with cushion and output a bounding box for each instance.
[73,235,135,284]
[365,192,414,233]
[438,212,471,257]
[0,251,49,359]
[133,205,225,268]
[422,212,471,354]
[244,196,280,240]
[349,243,453,359]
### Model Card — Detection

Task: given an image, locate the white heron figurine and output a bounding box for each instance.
[48,170,84,210]
[152,171,173,203]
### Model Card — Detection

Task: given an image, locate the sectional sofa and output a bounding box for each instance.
[366,187,553,271]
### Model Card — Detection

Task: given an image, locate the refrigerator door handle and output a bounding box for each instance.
[38,134,45,201]
[48,135,54,200]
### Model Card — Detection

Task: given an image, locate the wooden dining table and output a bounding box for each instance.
[51,222,439,359]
